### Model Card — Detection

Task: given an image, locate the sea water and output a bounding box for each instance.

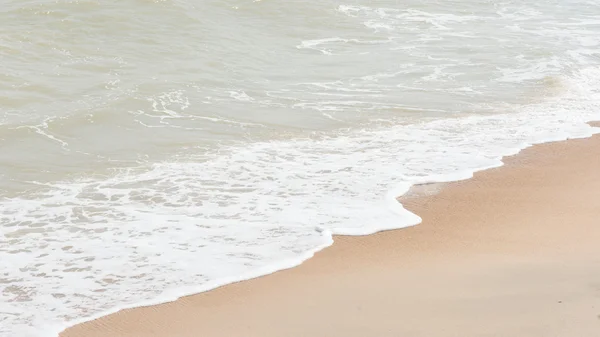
[1,1,600,336]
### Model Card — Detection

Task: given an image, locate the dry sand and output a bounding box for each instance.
[62,132,600,337]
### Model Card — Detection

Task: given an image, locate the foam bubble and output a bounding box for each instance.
[2,65,600,337]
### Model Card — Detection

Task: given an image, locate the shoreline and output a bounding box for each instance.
[60,127,600,337]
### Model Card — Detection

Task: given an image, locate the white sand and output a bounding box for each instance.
[62,132,600,337]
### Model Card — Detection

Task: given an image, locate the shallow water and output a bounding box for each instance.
[1,1,600,336]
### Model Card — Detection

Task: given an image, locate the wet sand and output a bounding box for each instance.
[61,131,600,337]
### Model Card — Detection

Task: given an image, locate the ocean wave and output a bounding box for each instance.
[2,65,600,337]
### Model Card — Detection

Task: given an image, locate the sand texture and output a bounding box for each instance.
[61,133,600,337]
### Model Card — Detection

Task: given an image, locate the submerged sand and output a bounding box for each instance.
[62,132,600,337]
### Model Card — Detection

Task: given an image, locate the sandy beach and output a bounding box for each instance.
[61,131,600,337]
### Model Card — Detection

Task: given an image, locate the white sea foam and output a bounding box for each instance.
[1,66,599,337]
[297,37,390,55]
